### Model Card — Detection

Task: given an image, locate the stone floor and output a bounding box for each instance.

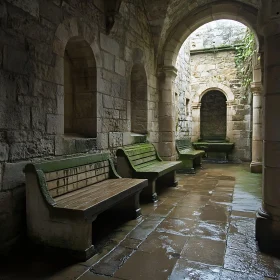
[1,163,280,280]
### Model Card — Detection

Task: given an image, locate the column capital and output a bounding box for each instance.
[251,82,263,95]
[191,102,201,109]
[226,101,234,106]
[157,65,178,79]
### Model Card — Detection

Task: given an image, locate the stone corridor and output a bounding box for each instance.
[1,163,279,280]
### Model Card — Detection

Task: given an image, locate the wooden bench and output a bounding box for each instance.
[176,139,205,173]
[116,143,182,202]
[23,153,147,261]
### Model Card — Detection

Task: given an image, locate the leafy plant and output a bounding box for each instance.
[234,29,256,93]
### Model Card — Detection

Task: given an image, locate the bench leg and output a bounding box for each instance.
[165,171,178,187]
[39,219,95,261]
[113,192,142,219]
[194,156,202,167]
[180,157,195,174]
[141,180,158,203]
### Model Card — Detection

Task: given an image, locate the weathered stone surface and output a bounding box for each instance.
[0,143,9,162]
[3,46,28,74]
[115,58,126,76]
[6,0,39,18]
[100,33,120,56]
[109,132,123,148]
[2,161,30,190]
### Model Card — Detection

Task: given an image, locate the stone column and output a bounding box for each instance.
[256,0,280,249]
[191,102,201,141]
[226,101,234,141]
[158,66,177,161]
[250,82,263,173]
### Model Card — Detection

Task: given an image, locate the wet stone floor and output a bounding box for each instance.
[1,163,280,280]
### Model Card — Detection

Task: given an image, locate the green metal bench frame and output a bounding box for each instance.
[23,153,147,260]
[176,139,205,173]
[116,143,182,202]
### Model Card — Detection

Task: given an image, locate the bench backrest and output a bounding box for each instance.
[24,153,118,198]
[176,139,193,152]
[116,143,161,169]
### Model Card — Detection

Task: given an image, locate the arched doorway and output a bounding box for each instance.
[130,63,148,134]
[200,90,227,141]
[64,37,97,138]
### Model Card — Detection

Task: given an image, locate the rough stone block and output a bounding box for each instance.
[98,78,112,94]
[115,58,126,76]
[47,114,63,134]
[103,52,115,71]
[2,161,29,190]
[0,143,9,161]
[0,190,13,213]
[39,0,62,24]
[54,136,75,155]
[6,0,39,18]
[109,132,123,148]
[3,45,28,74]
[103,94,114,109]
[97,133,109,149]
[100,33,120,56]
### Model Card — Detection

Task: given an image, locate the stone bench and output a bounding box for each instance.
[23,153,148,261]
[116,143,182,202]
[176,139,205,173]
[192,140,234,161]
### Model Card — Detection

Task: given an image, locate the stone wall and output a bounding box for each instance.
[174,38,191,138]
[175,20,252,161]
[0,0,157,252]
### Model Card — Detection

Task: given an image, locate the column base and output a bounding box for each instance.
[256,208,280,253]
[250,161,262,173]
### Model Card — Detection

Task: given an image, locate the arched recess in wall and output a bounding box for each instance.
[130,63,148,134]
[200,90,227,140]
[64,37,97,138]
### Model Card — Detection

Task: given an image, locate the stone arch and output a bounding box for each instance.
[130,63,148,134]
[160,1,261,67]
[51,18,101,139]
[191,86,235,142]
[192,83,235,104]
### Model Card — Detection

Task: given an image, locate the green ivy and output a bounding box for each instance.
[234,29,256,93]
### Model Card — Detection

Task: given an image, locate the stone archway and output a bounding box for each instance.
[157,1,261,160]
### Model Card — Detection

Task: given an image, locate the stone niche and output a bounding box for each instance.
[200,90,227,140]
[64,37,97,138]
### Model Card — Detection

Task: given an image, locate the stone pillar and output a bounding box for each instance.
[226,101,234,141]
[191,102,201,141]
[158,66,177,161]
[256,0,280,249]
[250,82,263,173]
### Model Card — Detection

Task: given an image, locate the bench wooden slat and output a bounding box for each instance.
[45,161,109,181]
[55,178,144,211]
[47,167,110,191]
[55,178,127,207]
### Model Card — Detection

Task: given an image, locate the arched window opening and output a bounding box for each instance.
[131,63,148,134]
[64,37,97,138]
[200,90,227,140]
